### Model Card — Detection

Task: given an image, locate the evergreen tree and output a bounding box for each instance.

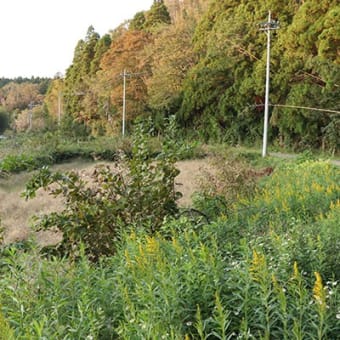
[129,11,147,30]
[63,26,101,128]
[144,0,171,29]
[177,0,338,150]
[271,0,340,149]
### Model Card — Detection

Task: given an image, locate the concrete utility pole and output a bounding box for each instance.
[58,90,62,125]
[27,102,35,131]
[122,69,127,137]
[259,11,279,157]
[120,69,145,137]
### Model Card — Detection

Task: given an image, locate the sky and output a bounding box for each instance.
[0,0,154,79]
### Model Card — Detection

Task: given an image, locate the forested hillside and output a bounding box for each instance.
[0,77,50,133]
[1,0,339,153]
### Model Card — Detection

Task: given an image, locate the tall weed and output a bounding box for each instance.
[238,160,339,231]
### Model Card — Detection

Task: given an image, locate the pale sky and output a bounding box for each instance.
[0,0,154,79]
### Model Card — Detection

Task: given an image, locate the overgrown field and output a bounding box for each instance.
[0,129,339,339]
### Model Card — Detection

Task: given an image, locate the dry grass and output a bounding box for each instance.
[0,158,213,246]
[0,160,94,245]
[175,158,215,207]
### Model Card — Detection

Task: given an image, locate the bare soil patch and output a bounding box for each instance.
[0,158,212,245]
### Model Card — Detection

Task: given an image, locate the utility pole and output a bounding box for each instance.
[120,69,146,137]
[27,102,34,131]
[58,90,62,125]
[259,11,279,157]
[122,69,127,137]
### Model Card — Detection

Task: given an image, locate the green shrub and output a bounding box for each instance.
[0,154,39,175]
[24,121,182,260]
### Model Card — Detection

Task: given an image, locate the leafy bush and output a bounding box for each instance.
[24,121,182,260]
[0,154,39,175]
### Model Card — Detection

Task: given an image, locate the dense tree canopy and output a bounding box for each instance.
[2,0,339,152]
[177,0,339,149]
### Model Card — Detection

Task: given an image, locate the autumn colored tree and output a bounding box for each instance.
[13,104,46,132]
[97,29,153,134]
[147,21,198,122]
[164,0,211,23]
[0,82,42,111]
[44,74,64,124]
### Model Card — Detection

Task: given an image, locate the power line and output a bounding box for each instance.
[270,104,340,115]
[254,104,340,115]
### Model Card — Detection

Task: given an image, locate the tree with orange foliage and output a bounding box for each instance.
[97,30,153,134]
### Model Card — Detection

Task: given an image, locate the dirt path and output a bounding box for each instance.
[175,158,213,206]
[0,159,211,245]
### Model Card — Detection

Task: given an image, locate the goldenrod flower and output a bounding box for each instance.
[293,261,299,279]
[250,250,266,281]
[145,236,159,255]
[124,249,132,268]
[313,272,326,312]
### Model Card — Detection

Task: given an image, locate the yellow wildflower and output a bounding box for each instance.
[250,250,266,281]
[172,237,183,254]
[311,182,323,193]
[145,236,159,255]
[330,199,340,210]
[293,261,299,279]
[272,275,279,289]
[313,272,326,312]
[124,249,132,268]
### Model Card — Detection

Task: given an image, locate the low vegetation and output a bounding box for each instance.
[0,122,339,339]
[0,0,338,337]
